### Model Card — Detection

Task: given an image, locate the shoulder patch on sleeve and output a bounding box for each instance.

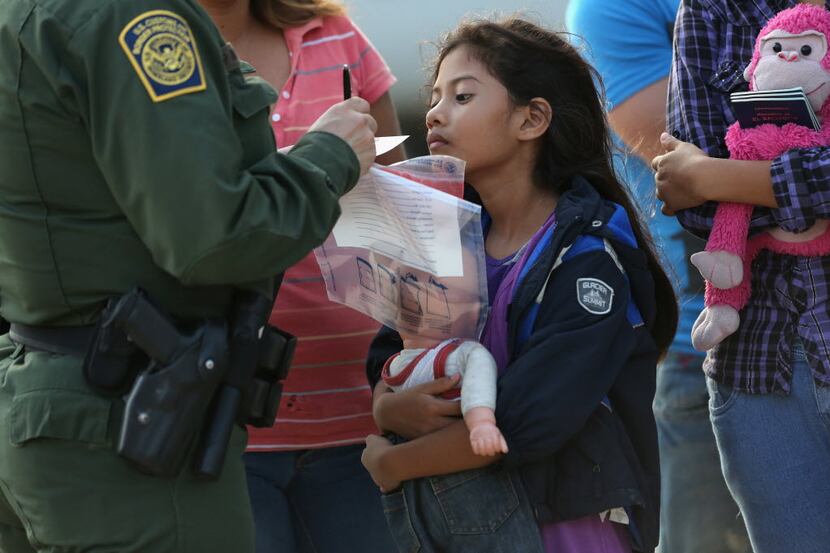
[118,10,206,102]
[576,277,614,315]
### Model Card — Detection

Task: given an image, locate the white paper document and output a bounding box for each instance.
[332,167,464,277]
[374,135,408,156]
[278,135,408,157]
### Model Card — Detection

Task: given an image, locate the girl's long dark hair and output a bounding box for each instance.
[433,18,678,355]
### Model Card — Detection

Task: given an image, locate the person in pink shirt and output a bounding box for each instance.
[200,1,404,551]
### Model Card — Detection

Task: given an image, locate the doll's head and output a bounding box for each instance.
[744,4,830,114]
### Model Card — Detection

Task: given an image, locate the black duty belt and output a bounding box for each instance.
[9,323,96,357]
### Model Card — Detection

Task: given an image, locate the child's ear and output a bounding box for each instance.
[516,97,552,141]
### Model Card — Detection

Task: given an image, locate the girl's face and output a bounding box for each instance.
[426,47,524,180]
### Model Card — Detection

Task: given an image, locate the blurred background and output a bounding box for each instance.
[342,0,571,157]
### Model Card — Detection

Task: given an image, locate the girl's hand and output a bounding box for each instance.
[373,376,462,439]
[652,133,710,215]
[362,434,401,493]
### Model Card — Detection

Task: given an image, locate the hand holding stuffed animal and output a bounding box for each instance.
[690,4,830,351]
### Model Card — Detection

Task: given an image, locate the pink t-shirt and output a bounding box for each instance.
[269,16,396,147]
[247,15,396,451]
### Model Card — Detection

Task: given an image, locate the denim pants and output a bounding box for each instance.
[244,445,397,553]
[707,342,830,553]
[653,352,750,553]
[381,463,544,553]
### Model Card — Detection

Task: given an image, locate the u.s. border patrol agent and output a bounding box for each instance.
[0,0,374,551]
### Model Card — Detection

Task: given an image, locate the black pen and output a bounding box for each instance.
[342,64,351,100]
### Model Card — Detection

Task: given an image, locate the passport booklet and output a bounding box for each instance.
[730,87,820,131]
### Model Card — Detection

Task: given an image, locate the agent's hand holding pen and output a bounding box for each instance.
[307,97,378,176]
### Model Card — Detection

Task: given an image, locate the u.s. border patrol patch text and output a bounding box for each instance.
[119,10,206,102]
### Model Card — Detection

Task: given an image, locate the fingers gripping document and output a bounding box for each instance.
[314,156,489,340]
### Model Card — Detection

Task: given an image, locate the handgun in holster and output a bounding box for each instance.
[83,288,296,479]
[84,289,228,477]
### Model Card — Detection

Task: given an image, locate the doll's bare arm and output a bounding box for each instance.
[446,341,498,414]
[446,342,507,456]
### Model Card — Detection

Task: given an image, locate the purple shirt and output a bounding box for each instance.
[480,212,556,372]
[669,0,830,393]
[486,252,517,305]
[541,516,631,553]
[482,250,520,372]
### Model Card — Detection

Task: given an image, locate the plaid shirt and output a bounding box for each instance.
[668,0,830,393]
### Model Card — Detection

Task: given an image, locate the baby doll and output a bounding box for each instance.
[380,335,508,456]
[691,4,830,351]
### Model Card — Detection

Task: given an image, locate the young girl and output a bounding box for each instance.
[363,18,678,553]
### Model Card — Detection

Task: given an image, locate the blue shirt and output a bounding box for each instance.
[567,0,703,354]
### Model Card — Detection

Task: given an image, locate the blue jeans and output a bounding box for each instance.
[707,343,830,553]
[243,445,396,553]
[381,463,544,553]
[653,352,750,553]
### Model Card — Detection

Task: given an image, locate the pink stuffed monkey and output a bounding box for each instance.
[691,4,830,351]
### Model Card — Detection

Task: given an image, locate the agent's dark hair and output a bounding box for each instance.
[432,18,678,355]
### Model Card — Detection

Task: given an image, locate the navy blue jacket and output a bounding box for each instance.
[367,177,660,552]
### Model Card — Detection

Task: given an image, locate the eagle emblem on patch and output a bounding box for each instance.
[576,278,614,315]
[119,10,206,102]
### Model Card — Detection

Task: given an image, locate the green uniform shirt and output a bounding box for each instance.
[0,0,360,325]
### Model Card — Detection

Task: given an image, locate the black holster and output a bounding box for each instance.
[84,289,228,477]
[83,288,295,479]
[120,319,228,477]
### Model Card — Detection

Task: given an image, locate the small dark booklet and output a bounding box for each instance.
[730,87,820,131]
